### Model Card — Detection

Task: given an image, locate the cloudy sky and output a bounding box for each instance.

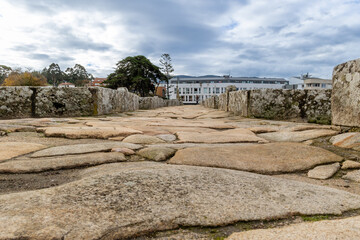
[0,0,359,80]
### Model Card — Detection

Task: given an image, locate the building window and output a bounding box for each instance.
[215,88,220,94]
[321,83,326,88]
[194,88,198,94]
[313,83,320,87]
[198,88,201,94]
[203,87,208,94]
[186,88,190,94]
[189,96,193,101]
[181,96,185,101]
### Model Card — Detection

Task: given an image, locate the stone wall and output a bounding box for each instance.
[0,87,181,119]
[203,89,332,124]
[332,58,360,127]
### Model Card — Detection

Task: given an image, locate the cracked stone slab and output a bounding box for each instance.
[330,132,360,151]
[258,129,338,142]
[0,142,46,162]
[342,160,360,170]
[147,143,256,149]
[148,122,236,129]
[137,147,176,161]
[0,152,126,173]
[343,170,360,182]
[168,142,343,174]
[122,134,166,144]
[307,163,340,180]
[1,162,360,239]
[31,142,142,158]
[176,128,268,144]
[156,134,177,142]
[43,126,143,139]
[0,124,36,132]
[227,215,360,240]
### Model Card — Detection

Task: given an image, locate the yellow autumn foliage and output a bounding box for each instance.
[3,72,48,86]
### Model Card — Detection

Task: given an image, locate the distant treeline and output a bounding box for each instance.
[0,63,93,87]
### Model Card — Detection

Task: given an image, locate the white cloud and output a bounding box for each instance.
[0,0,359,78]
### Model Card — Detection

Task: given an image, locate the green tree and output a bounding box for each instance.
[0,65,12,85]
[105,55,165,97]
[65,64,93,86]
[159,53,174,99]
[42,63,63,86]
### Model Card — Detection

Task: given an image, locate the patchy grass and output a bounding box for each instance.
[349,127,360,132]
[213,237,226,240]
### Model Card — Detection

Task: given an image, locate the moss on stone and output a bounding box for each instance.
[308,115,331,125]
[301,215,330,222]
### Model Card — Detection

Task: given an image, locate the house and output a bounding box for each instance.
[285,74,332,90]
[90,78,107,87]
[155,86,166,98]
[58,82,75,88]
[303,77,332,90]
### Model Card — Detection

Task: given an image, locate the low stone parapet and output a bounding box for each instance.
[0,87,181,119]
[203,89,332,124]
[139,96,182,109]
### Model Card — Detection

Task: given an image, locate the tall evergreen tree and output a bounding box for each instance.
[65,64,94,86]
[105,55,165,97]
[159,53,174,99]
[42,63,63,86]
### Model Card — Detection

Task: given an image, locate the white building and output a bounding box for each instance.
[58,82,75,88]
[285,74,332,90]
[167,76,289,104]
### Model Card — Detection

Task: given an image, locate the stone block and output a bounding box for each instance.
[89,87,140,114]
[35,87,93,117]
[332,58,360,127]
[304,89,332,125]
[249,89,303,120]
[218,93,228,111]
[228,90,249,117]
[0,87,33,118]
[0,86,33,118]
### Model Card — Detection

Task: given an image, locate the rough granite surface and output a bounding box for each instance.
[1,162,360,240]
[332,58,360,127]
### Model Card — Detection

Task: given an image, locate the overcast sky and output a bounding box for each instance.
[0,0,359,79]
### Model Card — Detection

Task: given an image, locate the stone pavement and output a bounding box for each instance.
[0,105,360,239]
